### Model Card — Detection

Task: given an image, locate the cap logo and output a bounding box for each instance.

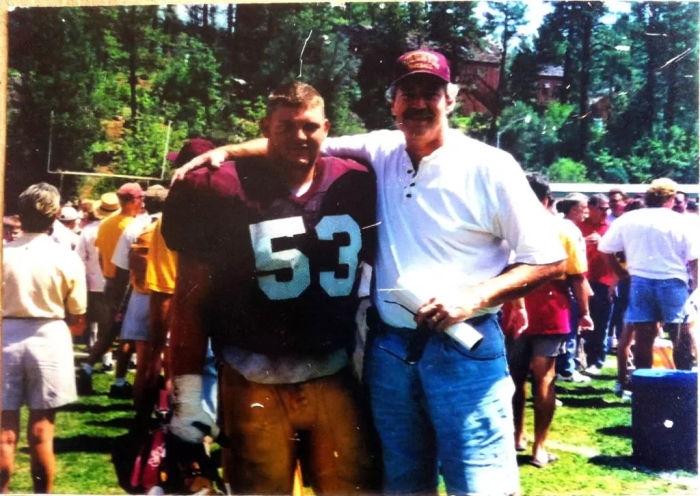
[402,51,441,71]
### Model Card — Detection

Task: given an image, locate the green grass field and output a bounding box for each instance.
[4,353,698,494]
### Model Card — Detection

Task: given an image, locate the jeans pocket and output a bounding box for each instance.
[375,332,412,363]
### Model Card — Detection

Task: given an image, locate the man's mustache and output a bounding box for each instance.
[403,109,434,120]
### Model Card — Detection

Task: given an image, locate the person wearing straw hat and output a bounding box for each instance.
[75,198,110,352]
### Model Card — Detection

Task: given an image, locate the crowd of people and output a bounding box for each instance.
[1,48,698,495]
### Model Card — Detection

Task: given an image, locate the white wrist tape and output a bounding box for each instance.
[170,374,219,444]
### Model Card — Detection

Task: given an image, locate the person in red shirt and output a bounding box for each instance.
[576,194,614,374]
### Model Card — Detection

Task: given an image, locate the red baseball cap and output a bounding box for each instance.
[117,182,143,198]
[166,138,216,167]
[392,50,451,87]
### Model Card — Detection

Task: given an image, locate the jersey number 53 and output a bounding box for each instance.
[249,215,362,300]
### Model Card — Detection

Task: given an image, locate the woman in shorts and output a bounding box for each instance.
[1,183,87,493]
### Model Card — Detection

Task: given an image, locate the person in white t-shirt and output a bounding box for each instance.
[599,178,699,397]
[172,50,566,496]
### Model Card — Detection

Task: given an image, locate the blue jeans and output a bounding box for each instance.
[364,314,519,495]
[584,281,612,369]
[609,278,630,339]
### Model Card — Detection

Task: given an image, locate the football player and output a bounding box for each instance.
[161,82,378,495]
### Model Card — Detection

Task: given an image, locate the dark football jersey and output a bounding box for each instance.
[162,156,377,357]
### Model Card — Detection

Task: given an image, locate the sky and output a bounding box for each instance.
[475,0,634,39]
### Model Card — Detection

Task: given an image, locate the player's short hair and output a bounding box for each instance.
[17,182,61,233]
[526,172,550,203]
[266,82,325,118]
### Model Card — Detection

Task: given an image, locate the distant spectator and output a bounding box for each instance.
[600,178,699,398]
[58,206,80,234]
[673,191,688,214]
[557,193,589,224]
[553,193,592,383]
[607,188,627,223]
[3,215,22,244]
[76,183,144,396]
[1,183,87,493]
[576,194,614,375]
[75,200,108,351]
[508,173,592,467]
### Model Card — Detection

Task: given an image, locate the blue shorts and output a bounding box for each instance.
[626,276,688,324]
[364,314,519,495]
[121,291,150,341]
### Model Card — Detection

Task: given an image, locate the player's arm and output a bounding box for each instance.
[168,252,220,443]
[171,138,268,183]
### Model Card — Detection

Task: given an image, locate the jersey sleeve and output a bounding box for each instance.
[162,164,242,263]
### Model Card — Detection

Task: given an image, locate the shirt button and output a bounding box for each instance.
[406,193,412,198]
[410,183,415,187]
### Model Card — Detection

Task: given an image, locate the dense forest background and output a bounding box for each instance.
[6,1,699,211]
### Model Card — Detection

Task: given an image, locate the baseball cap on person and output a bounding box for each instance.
[117,182,143,198]
[95,192,120,218]
[392,50,451,87]
[58,206,79,222]
[166,139,216,168]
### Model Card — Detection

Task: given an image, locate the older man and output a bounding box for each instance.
[600,179,699,398]
[575,193,614,375]
[176,50,565,495]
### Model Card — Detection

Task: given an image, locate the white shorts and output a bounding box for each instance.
[121,291,150,342]
[2,318,78,410]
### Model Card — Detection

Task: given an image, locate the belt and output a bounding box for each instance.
[374,312,495,364]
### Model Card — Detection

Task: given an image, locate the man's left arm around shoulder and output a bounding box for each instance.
[415,260,565,331]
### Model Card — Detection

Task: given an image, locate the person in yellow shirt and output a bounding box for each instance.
[77,183,144,395]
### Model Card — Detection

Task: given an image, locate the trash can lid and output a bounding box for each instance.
[631,369,698,387]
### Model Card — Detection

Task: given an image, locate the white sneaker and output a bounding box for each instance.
[557,371,592,383]
[614,382,632,402]
[585,365,602,375]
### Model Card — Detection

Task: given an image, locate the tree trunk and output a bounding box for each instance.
[487,7,512,145]
[128,6,138,123]
[576,11,592,162]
